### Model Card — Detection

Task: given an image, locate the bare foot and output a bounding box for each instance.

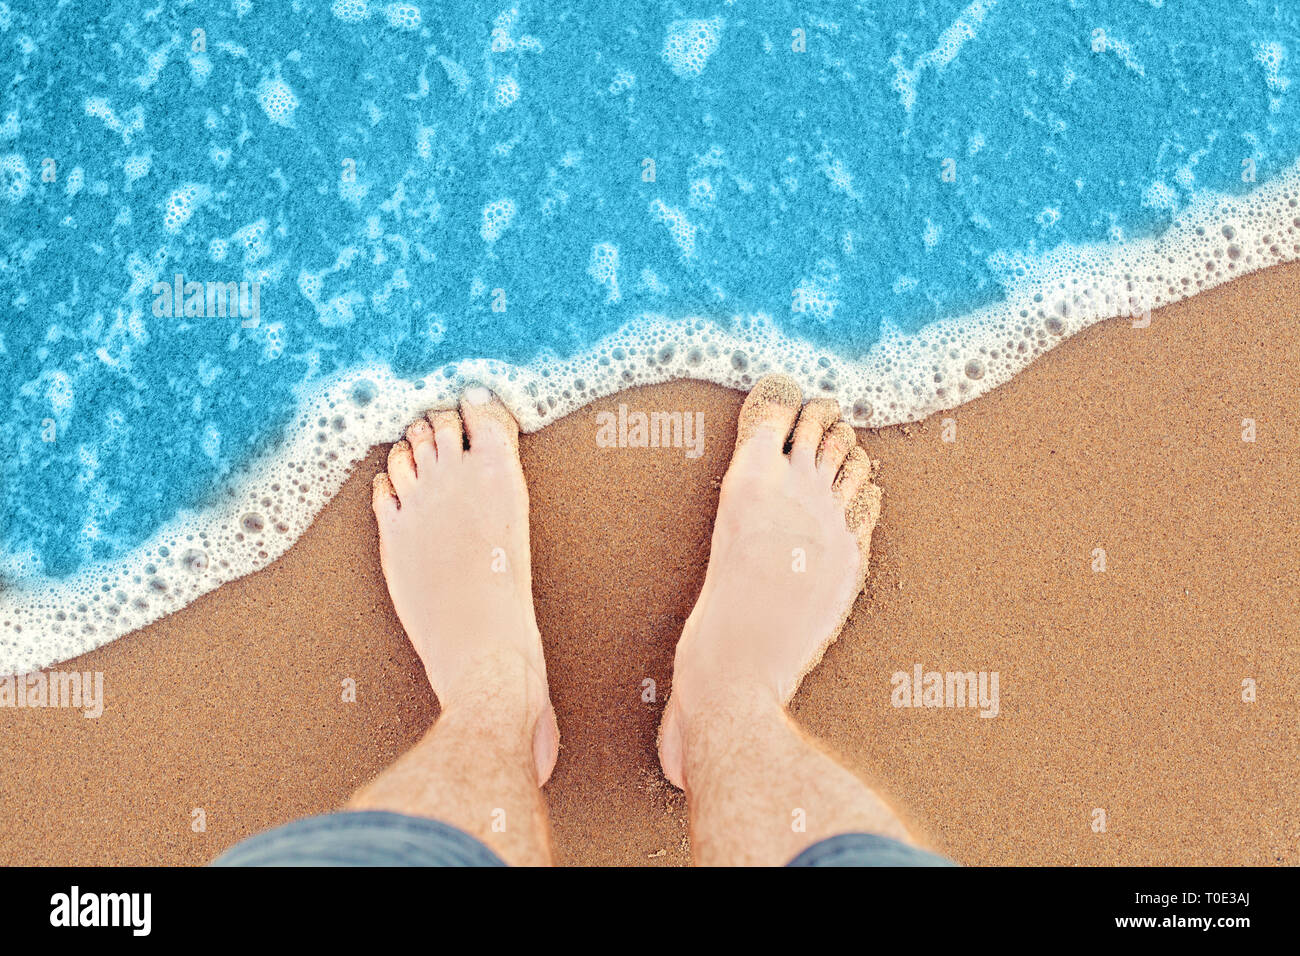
[371,386,559,785]
[657,374,881,789]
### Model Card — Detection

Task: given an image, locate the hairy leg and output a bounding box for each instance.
[660,375,915,866]
[348,387,558,866]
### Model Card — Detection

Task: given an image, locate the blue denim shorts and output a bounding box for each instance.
[212,811,955,867]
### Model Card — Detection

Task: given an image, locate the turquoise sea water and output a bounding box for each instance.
[1,1,1297,629]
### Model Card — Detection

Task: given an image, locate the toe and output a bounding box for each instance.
[427,408,465,463]
[833,447,882,539]
[406,417,436,473]
[789,399,841,470]
[387,439,417,495]
[817,422,857,481]
[736,374,802,455]
[832,446,871,505]
[846,481,882,549]
[371,471,399,517]
[459,385,520,454]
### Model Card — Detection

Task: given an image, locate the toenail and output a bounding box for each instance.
[464,386,492,405]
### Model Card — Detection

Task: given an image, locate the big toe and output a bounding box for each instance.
[459,385,520,456]
[735,374,802,456]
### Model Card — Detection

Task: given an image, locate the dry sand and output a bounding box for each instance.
[1,263,1296,866]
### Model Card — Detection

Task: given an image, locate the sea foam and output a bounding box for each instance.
[3,162,1299,675]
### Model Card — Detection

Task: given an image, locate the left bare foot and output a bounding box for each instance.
[657,374,882,790]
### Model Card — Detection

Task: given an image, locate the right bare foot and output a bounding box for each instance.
[657,374,882,790]
[372,386,559,786]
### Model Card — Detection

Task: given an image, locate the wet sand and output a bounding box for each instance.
[0,263,1296,866]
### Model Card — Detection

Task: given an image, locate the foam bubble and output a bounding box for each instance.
[792,276,839,322]
[1,153,30,202]
[1093,29,1146,77]
[232,218,270,262]
[609,69,635,95]
[298,269,323,301]
[44,371,74,419]
[493,75,519,109]
[648,198,696,257]
[688,177,715,209]
[1254,40,1290,110]
[162,183,210,233]
[384,3,421,31]
[331,0,369,23]
[588,241,621,302]
[662,17,723,78]
[489,8,541,53]
[820,157,858,198]
[123,154,151,183]
[256,78,298,127]
[1142,180,1176,210]
[892,0,998,112]
[439,56,471,95]
[480,197,516,242]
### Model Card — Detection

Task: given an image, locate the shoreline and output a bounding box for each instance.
[6,162,1300,676]
[0,261,1297,865]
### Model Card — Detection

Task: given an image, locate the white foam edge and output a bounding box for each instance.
[3,160,1299,675]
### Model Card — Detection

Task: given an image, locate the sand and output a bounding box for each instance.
[1,263,1297,866]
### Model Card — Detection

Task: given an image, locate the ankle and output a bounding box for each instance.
[670,680,785,790]
[432,650,549,720]
[671,674,783,740]
[669,620,782,717]
[433,696,545,764]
